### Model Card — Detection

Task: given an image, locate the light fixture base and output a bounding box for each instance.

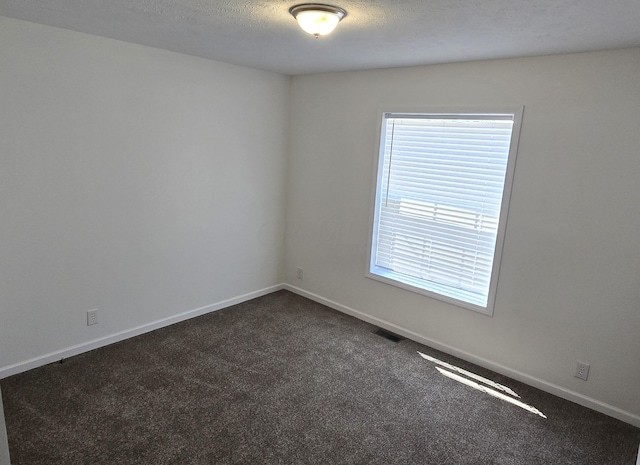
[289,3,347,20]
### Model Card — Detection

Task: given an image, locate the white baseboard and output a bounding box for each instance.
[284,284,640,429]
[3,281,638,431]
[0,284,284,380]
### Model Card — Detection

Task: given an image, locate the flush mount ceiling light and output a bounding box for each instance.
[289,3,347,38]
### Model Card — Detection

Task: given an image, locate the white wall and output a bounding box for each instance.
[285,49,640,424]
[0,16,290,372]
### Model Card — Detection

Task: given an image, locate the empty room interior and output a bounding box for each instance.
[1,0,640,463]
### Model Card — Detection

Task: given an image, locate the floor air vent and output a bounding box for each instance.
[374,328,404,343]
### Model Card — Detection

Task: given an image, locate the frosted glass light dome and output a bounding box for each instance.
[289,4,347,37]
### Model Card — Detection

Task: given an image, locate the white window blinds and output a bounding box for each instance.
[369,111,521,313]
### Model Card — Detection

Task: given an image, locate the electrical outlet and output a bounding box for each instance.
[575,361,590,381]
[296,267,303,279]
[87,309,99,326]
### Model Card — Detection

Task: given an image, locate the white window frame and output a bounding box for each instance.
[366,107,523,316]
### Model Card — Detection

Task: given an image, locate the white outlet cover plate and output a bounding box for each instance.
[575,361,590,380]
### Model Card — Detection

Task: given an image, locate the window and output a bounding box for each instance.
[367,108,523,315]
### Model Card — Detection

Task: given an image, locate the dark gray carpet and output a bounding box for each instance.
[2,290,639,464]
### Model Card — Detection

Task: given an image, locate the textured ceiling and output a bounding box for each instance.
[1,0,640,75]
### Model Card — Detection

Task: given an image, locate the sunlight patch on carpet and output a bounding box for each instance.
[417,351,546,419]
[417,351,519,398]
[436,367,547,418]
